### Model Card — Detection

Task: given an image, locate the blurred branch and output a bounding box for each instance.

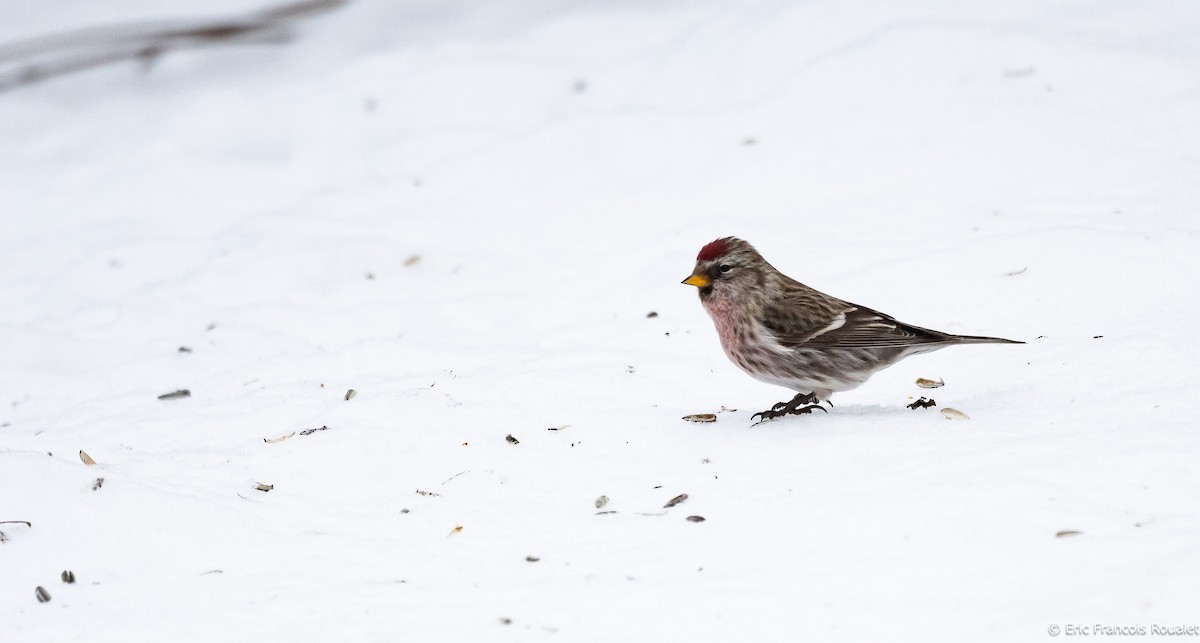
[0,0,347,93]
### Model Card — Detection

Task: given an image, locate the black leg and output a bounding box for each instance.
[751,391,827,424]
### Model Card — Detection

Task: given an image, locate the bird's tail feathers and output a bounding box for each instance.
[946,333,1024,345]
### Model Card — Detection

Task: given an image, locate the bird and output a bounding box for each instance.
[681,237,1021,423]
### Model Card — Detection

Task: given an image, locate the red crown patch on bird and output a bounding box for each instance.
[697,238,729,261]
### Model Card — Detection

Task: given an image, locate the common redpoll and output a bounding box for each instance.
[682,237,1021,422]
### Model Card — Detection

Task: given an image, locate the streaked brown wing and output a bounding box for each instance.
[760,298,952,349]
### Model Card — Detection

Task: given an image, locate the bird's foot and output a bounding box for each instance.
[751,392,826,425]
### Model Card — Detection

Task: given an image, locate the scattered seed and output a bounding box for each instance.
[79,450,96,465]
[1093,335,1103,339]
[403,255,421,267]
[1004,267,1028,276]
[157,389,191,400]
[0,521,31,527]
[263,432,295,444]
[201,569,224,575]
[344,389,357,401]
[61,571,75,584]
[299,425,330,436]
[941,408,970,420]
[595,510,618,515]
[178,346,192,353]
[525,556,540,563]
[682,414,716,423]
[35,587,50,603]
[664,493,688,508]
[0,531,7,543]
[700,458,710,464]
[646,311,658,318]
[92,478,104,491]
[915,377,944,389]
[1055,530,1082,538]
[255,483,274,492]
[907,397,936,410]
[448,525,463,536]
[742,137,757,146]
[547,425,570,431]
[595,495,609,509]
[415,490,441,497]
[499,617,513,626]
[505,434,519,445]
[718,406,737,413]
[686,515,706,523]
[400,508,410,514]
[205,323,216,331]
[365,272,375,280]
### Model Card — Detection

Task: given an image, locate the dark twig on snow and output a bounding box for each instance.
[0,0,346,92]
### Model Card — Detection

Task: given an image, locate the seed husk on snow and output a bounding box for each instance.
[1055,530,1083,538]
[915,377,944,389]
[92,478,104,491]
[79,450,96,465]
[686,515,706,523]
[157,389,191,400]
[595,495,609,509]
[525,556,540,562]
[344,389,357,400]
[255,483,274,492]
[415,490,441,497]
[907,397,936,410]
[941,408,970,420]
[263,432,295,444]
[35,587,51,603]
[682,413,716,423]
[664,493,688,508]
[61,571,75,584]
[505,434,519,444]
[299,425,330,436]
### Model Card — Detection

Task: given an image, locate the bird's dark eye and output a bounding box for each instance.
[718,264,732,273]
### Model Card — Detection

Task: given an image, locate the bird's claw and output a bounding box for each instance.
[751,404,827,425]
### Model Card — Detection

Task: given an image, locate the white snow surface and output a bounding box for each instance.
[3,1,1200,641]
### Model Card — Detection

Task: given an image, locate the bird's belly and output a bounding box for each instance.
[704,300,895,396]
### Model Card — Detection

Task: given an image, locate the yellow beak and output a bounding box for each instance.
[682,274,710,288]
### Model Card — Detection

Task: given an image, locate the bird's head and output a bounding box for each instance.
[681,237,768,301]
